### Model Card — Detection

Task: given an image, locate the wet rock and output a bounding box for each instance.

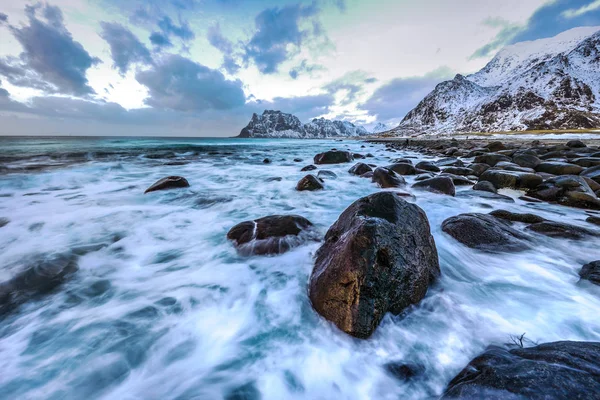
[262,158,271,164]
[519,195,543,203]
[468,163,490,177]
[480,170,543,190]
[442,213,530,252]
[384,362,426,382]
[440,173,474,186]
[361,171,374,179]
[473,181,497,193]
[144,176,190,194]
[486,141,506,152]
[535,161,584,175]
[225,382,261,400]
[353,153,365,159]
[526,221,597,240]
[512,153,541,169]
[386,163,417,175]
[296,175,324,191]
[441,341,600,400]
[580,165,600,184]
[293,158,303,162]
[348,163,373,176]
[572,158,600,168]
[474,153,512,167]
[314,150,353,164]
[227,215,316,256]
[301,164,317,172]
[0,217,8,228]
[587,216,600,226]
[372,167,406,188]
[415,173,435,181]
[567,140,586,148]
[489,210,545,224]
[412,176,456,196]
[494,161,536,174]
[317,170,337,180]
[1,252,79,314]
[528,175,600,210]
[579,261,600,285]
[443,167,473,176]
[391,158,413,165]
[309,192,440,339]
[415,161,441,172]
[436,158,465,167]
[265,177,282,182]
[456,190,515,203]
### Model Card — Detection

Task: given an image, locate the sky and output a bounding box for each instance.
[0,0,599,136]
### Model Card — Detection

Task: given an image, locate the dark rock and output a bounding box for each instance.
[512,153,541,169]
[144,176,190,194]
[317,170,337,180]
[468,163,490,177]
[412,177,456,196]
[579,261,600,285]
[263,158,271,164]
[441,341,600,400]
[567,140,586,148]
[265,177,282,182]
[474,153,512,167]
[308,192,440,339]
[587,216,600,226]
[314,150,353,164]
[348,163,373,176]
[301,164,317,172]
[572,158,600,168]
[0,217,8,228]
[361,171,374,179]
[225,382,261,400]
[580,165,600,184]
[436,158,465,167]
[443,167,473,176]
[456,190,515,203]
[440,173,474,186]
[227,215,316,256]
[479,169,543,190]
[353,153,365,159]
[473,181,497,193]
[528,175,600,210]
[489,210,545,224]
[519,195,543,203]
[441,213,530,252]
[526,221,597,240]
[415,173,435,181]
[384,362,425,382]
[391,158,413,164]
[296,175,324,191]
[535,161,584,175]
[372,167,406,188]
[486,141,506,152]
[386,163,417,175]
[1,252,79,315]
[415,161,441,172]
[494,161,536,173]
[293,158,303,162]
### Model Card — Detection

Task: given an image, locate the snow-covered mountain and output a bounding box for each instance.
[396,26,600,135]
[371,122,390,134]
[238,110,369,138]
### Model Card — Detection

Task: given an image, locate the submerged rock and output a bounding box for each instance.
[372,167,406,188]
[227,215,316,256]
[296,175,324,191]
[0,217,9,228]
[526,221,597,240]
[317,170,337,180]
[412,176,456,196]
[348,162,372,176]
[314,150,353,165]
[579,261,600,285]
[309,192,440,339]
[144,176,190,194]
[386,163,417,175]
[489,210,545,224]
[384,362,426,382]
[301,164,317,171]
[442,213,530,252]
[473,181,497,194]
[415,161,440,172]
[441,341,600,400]
[587,216,600,226]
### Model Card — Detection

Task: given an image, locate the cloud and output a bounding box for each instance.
[324,71,377,105]
[0,12,8,23]
[100,22,153,74]
[157,16,194,40]
[253,93,335,121]
[0,4,100,96]
[360,67,454,122]
[289,59,326,79]
[135,55,246,112]
[207,23,240,74]
[244,3,322,74]
[473,0,600,58]
[149,32,173,48]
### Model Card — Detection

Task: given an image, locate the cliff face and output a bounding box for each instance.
[238,110,369,138]
[396,27,600,135]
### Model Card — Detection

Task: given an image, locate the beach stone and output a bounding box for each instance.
[526,221,597,240]
[0,218,8,228]
[436,158,464,167]
[587,216,600,226]
[314,150,353,164]
[348,162,373,176]
[480,170,543,190]
[372,167,406,188]
[579,261,600,285]
[512,153,541,169]
[301,164,317,171]
[412,177,456,196]
[391,158,413,164]
[535,161,584,175]
[572,158,600,168]
[414,173,435,181]
[309,192,440,339]
[468,163,490,177]
[296,175,324,191]
[486,141,506,152]
[317,170,337,180]
[384,362,426,382]
[386,163,417,175]
[440,173,474,186]
[442,213,530,252]
[263,158,271,164]
[567,140,586,148]
[457,190,515,203]
[227,215,315,256]
[144,176,190,194]
[474,153,512,167]
[580,165,600,183]
[443,167,473,176]
[415,161,440,172]
[441,341,600,399]
[473,181,497,193]
[489,210,545,224]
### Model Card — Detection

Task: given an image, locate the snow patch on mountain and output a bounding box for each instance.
[371,122,390,134]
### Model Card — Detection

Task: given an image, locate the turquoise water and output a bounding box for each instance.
[0,137,599,399]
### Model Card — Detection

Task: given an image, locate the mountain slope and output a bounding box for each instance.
[396,26,600,135]
[238,110,369,138]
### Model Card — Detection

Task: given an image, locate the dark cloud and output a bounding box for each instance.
[207,23,240,74]
[289,59,326,79]
[473,0,600,58]
[253,93,334,121]
[1,4,100,96]
[135,55,246,112]
[157,16,195,40]
[0,57,57,92]
[244,3,322,74]
[324,71,377,105]
[100,22,153,74]
[361,67,454,122]
[0,12,8,23]
[149,32,173,48]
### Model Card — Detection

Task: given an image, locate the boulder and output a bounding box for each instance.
[474,153,512,167]
[489,210,545,224]
[580,165,600,184]
[314,150,353,164]
[412,177,456,196]
[144,176,190,194]
[227,215,316,256]
[436,158,465,167]
[443,167,473,176]
[572,158,600,168]
[494,161,536,174]
[414,173,435,181]
[528,175,600,210]
[480,170,543,190]
[456,190,515,203]
[535,161,584,175]
[486,141,506,152]
[587,216,600,226]
[441,341,600,400]
[526,221,597,240]
[348,162,373,176]
[263,158,271,164]
[386,163,417,175]
[415,161,441,172]
[442,213,530,252]
[391,158,413,165]
[301,164,317,171]
[512,153,541,169]
[579,261,600,285]
[0,218,8,228]
[472,181,497,193]
[372,167,406,188]
[308,192,440,339]
[468,163,490,177]
[317,170,337,180]
[567,140,586,148]
[440,173,474,186]
[296,175,324,191]
[384,362,426,382]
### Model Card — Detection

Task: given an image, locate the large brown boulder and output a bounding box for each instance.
[412,176,456,196]
[479,170,543,190]
[348,162,373,176]
[314,150,353,164]
[372,167,406,188]
[296,175,324,191]
[308,192,440,339]
[227,215,316,256]
[144,176,190,194]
